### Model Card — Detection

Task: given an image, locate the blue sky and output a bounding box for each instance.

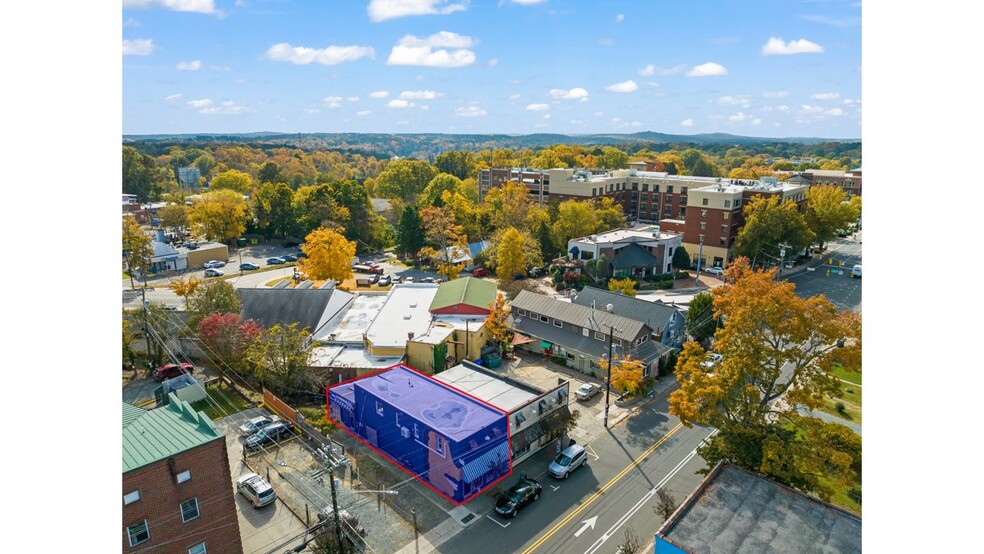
[122,0,861,138]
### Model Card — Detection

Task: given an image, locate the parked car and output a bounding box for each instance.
[204,268,225,277]
[495,478,542,517]
[390,275,403,284]
[704,266,724,276]
[245,421,294,450]
[527,266,544,278]
[377,275,392,286]
[153,362,194,381]
[281,254,298,262]
[700,353,723,369]
[239,415,280,436]
[185,242,199,250]
[420,277,435,283]
[851,264,862,278]
[549,444,587,479]
[471,267,489,278]
[266,257,285,265]
[203,260,226,269]
[575,382,601,401]
[404,276,415,283]
[239,262,260,271]
[236,473,277,508]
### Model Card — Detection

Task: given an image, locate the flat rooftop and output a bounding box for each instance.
[325,293,388,343]
[431,364,539,413]
[572,226,679,244]
[658,462,861,553]
[310,345,402,369]
[364,284,439,348]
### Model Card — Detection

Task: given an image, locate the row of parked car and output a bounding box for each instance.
[494,442,589,518]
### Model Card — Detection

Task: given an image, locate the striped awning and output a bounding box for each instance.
[460,441,510,483]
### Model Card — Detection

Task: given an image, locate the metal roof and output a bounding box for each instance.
[431,364,538,413]
[122,394,223,473]
[571,288,682,332]
[511,290,645,341]
[429,277,497,312]
[611,242,661,268]
[239,287,354,337]
[658,462,861,553]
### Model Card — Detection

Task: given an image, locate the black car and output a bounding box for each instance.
[281,254,298,262]
[527,266,544,278]
[239,262,260,271]
[495,478,541,517]
[244,421,294,450]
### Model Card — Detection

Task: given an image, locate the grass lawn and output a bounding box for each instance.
[191,383,253,421]
[819,397,861,424]
[821,477,862,516]
[833,364,862,386]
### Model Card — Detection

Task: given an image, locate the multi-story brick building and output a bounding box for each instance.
[479,167,807,269]
[784,168,862,197]
[123,394,242,554]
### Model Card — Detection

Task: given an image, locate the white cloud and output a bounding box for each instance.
[811,92,840,100]
[594,111,604,116]
[386,32,476,67]
[824,107,845,116]
[681,118,694,127]
[799,105,823,114]
[123,0,216,14]
[455,106,487,117]
[751,117,762,125]
[629,121,642,127]
[615,13,624,23]
[511,0,547,4]
[526,103,549,111]
[717,95,751,107]
[728,112,749,122]
[176,60,202,71]
[165,93,183,101]
[686,62,728,77]
[570,119,584,124]
[186,98,213,108]
[399,90,440,100]
[763,91,788,99]
[369,91,390,98]
[387,99,413,108]
[488,58,498,66]
[198,100,249,115]
[124,17,141,27]
[265,43,375,65]
[357,110,371,116]
[347,96,360,102]
[542,114,551,120]
[550,87,588,100]
[367,0,467,22]
[420,105,430,110]
[605,80,638,93]
[611,117,621,123]
[304,108,321,114]
[777,105,790,113]
[638,63,686,77]
[209,65,231,72]
[323,96,344,108]
[122,39,155,56]
[761,37,824,56]
[509,94,520,101]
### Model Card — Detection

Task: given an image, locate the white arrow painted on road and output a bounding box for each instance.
[574,516,598,538]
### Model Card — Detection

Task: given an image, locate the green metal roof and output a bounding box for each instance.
[429,276,496,312]
[122,394,223,474]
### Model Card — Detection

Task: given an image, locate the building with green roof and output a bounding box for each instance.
[428,276,497,316]
[122,394,242,553]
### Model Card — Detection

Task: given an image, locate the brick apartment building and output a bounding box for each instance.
[123,394,242,554]
[478,166,808,269]
[784,168,862,197]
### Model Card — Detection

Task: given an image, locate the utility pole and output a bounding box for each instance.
[694,236,704,287]
[141,286,152,362]
[603,322,614,428]
[328,465,345,554]
[776,244,788,281]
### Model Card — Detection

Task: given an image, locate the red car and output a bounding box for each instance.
[153,362,194,381]
[471,267,488,277]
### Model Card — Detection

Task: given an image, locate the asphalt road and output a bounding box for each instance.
[784,233,862,313]
[436,395,713,554]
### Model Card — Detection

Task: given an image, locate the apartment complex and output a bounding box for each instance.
[784,168,862,197]
[478,167,807,269]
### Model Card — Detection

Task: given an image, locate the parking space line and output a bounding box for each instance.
[487,515,511,528]
[585,445,600,461]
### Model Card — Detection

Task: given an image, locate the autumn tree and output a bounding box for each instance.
[732,195,814,268]
[669,258,861,499]
[168,275,202,308]
[210,169,254,194]
[550,200,597,252]
[123,145,168,201]
[601,355,646,397]
[293,183,349,238]
[257,161,283,184]
[158,204,189,234]
[188,189,249,244]
[805,185,862,248]
[608,277,637,297]
[420,206,468,278]
[375,159,437,204]
[594,197,627,232]
[484,293,512,354]
[419,173,463,208]
[252,181,296,239]
[598,146,629,169]
[495,227,528,284]
[187,279,241,329]
[122,214,152,288]
[298,227,357,282]
[685,291,717,343]
[197,313,263,376]
[434,150,476,180]
[483,180,533,231]
[397,205,426,260]
[246,323,315,395]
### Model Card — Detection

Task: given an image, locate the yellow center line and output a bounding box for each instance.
[521,422,685,554]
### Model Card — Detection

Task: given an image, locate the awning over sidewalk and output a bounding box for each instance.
[511,333,536,346]
[509,405,572,454]
[460,441,510,483]
[540,341,553,349]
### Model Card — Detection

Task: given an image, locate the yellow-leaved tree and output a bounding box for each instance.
[484,293,512,354]
[496,227,528,285]
[169,275,202,308]
[608,277,637,297]
[188,189,249,244]
[298,227,356,282]
[605,355,646,397]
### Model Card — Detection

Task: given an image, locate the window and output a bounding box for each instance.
[529,311,538,320]
[516,309,526,317]
[181,498,200,523]
[435,436,444,456]
[724,200,731,207]
[702,198,709,206]
[631,182,638,190]
[553,319,563,328]
[642,183,649,192]
[176,470,191,484]
[539,314,549,323]
[376,401,384,416]
[681,187,688,194]
[595,331,606,341]
[128,520,150,546]
[613,339,622,347]
[719,237,727,246]
[700,222,706,230]
[667,186,673,193]
[413,423,420,439]
[566,352,575,361]
[721,225,729,235]
[654,184,660,193]
[701,210,707,218]
[582,328,589,337]
[188,542,207,554]
[124,491,140,505]
[723,212,729,220]
[514,412,526,427]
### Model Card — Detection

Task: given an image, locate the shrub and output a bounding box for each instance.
[847,487,862,505]
[835,402,847,415]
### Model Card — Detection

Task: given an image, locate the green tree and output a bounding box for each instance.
[397,205,426,260]
[257,161,283,184]
[599,146,629,169]
[805,185,862,248]
[122,214,152,288]
[123,145,167,201]
[246,323,315,395]
[376,159,437,203]
[608,276,637,297]
[158,204,189,234]
[188,189,249,244]
[210,169,253,194]
[298,227,357,282]
[593,197,626,232]
[252,182,296,239]
[550,200,597,252]
[669,258,861,499]
[293,183,349,238]
[187,279,242,329]
[733,195,814,267]
[685,291,717,342]
[672,245,691,270]
[496,227,528,284]
[434,150,476,180]
[419,173,463,208]
[328,179,379,250]
[192,152,216,183]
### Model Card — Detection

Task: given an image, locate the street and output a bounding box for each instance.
[784,233,862,313]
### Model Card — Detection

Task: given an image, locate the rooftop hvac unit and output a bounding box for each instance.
[401,426,410,439]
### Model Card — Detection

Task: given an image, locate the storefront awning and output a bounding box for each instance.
[460,441,510,483]
[540,341,553,349]
[511,334,536,346]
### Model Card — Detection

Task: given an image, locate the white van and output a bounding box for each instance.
[851,264,862,278]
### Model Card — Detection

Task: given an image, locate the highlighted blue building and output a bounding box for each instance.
[328,364,510,504]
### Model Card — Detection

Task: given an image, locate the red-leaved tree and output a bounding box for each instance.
[197,314,263,384]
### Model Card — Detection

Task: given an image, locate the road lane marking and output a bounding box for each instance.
[520,422,685,554]
[487,515,510,528]
[582,429,717,554]
[573,516,598,538]
[585,445,600,461]
[550,485,560,492]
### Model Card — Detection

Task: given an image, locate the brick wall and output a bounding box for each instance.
[122,438,242,554]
